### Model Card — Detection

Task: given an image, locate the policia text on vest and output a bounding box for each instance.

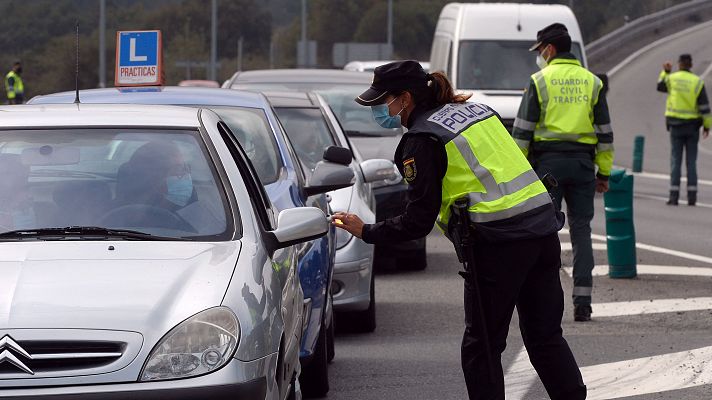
[656,54,711,206]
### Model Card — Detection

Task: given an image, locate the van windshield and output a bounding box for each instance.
[457,40,583,91]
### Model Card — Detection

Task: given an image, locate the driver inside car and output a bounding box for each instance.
[111,141,224,234]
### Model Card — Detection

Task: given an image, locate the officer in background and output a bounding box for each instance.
[5,61,24,104]
[657,54,711,206]
[333,61,585,400]
[512,23,614,322]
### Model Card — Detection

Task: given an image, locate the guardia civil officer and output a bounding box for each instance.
[657,54,711,206]
[332,61,586,400]
[512,23,614,322]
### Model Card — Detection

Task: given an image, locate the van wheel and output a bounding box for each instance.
[300,322,329,398]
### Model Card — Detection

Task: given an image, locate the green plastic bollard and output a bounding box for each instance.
[604,169,637,278]
[632,135,645,173]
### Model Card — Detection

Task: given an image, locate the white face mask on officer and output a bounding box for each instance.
[536,44,552,70]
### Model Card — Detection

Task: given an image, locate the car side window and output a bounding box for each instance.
[217,122,275,231]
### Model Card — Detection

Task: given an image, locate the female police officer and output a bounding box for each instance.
[332,61,586,400]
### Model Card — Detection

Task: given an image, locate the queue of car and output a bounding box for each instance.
[0,61,424,399]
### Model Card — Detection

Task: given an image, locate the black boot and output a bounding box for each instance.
[666,190,679,206]
[688,191,697,206]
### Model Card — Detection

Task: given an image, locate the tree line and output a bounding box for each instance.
[0,0,687,98]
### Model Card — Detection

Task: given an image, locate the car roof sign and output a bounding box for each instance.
[115,30,164,87]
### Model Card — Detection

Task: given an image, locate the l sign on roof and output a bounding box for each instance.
[115,30,163,87]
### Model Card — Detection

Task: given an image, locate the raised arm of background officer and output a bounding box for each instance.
[511,78,541,156]
[697,82,711,139]
[593,77,614,187]
[360,135,446,244]
[657,62,673,93]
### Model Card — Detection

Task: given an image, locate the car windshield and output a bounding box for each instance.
[457,40,584,90]
[232,82,401,137]
[274,107,337,171]
[0,128,231,240]
[207,106,282,185]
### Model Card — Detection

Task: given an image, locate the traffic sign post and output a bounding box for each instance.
[115,30,163,86]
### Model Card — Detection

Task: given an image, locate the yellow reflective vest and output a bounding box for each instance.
[658,69,712,129]
[5,71,23,100]
[411,102,552,230]
[530,58,613,177]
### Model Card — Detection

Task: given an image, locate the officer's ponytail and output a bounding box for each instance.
[428,71,471,106]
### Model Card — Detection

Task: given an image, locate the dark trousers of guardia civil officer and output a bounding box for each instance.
[332,60,586,400]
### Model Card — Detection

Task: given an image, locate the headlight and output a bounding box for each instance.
[370,164,403,189]
[140,307,239,381]
[336,224,353,249]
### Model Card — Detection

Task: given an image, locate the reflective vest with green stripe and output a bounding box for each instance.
[660,70,704,120]
[408,102,552,230]
[5,71,23,99]
[531,58,602,145]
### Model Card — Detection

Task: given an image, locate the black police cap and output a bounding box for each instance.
[529,23,570,51]
[679,54,692,63]
[355,60,428,106]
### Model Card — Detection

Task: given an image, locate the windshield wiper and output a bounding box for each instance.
[0,226,186,241]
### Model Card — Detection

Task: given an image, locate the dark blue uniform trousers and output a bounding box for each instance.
[534,154,596,306]
[461,233,586,400]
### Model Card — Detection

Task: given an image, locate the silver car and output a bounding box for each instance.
[0,104,333,399]
[266,92,398,333]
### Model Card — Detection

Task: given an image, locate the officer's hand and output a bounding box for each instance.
[331,212,364,239]
[595,178,609,193]
[663,62,672,73]
[703,129,710,139]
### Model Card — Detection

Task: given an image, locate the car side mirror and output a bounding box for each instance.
[268,207,328,251]
[304,160,355,196]
[322,145,352,166]
[360,159,397,183]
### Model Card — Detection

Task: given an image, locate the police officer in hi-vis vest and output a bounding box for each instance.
[332,61,586,400]
[5,61,24,104]
[512,23,614,323]
[657,53,711,206]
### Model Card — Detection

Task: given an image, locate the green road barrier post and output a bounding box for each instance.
[632,135,645,173]
[604,169,637,278]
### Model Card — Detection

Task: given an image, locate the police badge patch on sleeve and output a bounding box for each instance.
[403,157,417,183]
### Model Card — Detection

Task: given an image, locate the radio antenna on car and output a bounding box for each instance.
[74,21,81,104]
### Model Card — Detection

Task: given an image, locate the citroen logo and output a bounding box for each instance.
[0,335,34,375]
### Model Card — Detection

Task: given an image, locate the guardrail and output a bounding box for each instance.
[586,0,712,73]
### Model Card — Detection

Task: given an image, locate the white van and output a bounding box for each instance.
[429,3,587,131]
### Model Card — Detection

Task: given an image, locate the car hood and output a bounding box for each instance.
[0,241,240,334]
[349,133,402,161]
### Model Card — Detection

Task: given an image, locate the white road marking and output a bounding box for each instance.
[506,323,712,399]
[503,346,537,400]
[563,264,712,277]
[583,346,712,400]
[634,193,712,208]
[593,297,712,318]
[560,242,608,251]
[631,170,712,186]
[608,19,712,77]
[560,229,712,265]
[701,58,712,80]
